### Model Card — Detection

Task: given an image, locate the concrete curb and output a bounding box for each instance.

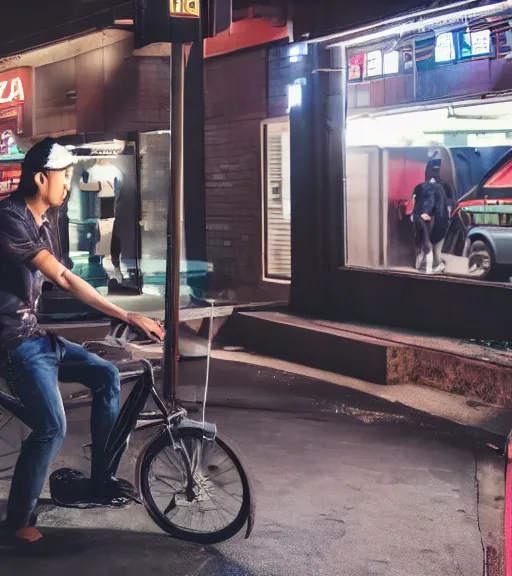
[211,349,512,440]
[221,311,512,408]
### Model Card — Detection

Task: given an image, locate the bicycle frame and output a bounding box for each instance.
[0,297,219,481]
[0,356,216,483]
[101,358,216,479]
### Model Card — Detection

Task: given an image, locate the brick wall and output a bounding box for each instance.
[32,40,290,302]
[34,40,171,137]
[204,48,278,299]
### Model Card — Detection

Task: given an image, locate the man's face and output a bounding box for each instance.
[41,167,73,207]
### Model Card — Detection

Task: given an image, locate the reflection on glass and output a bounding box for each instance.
[346,100,512,281]
[64,141,140,294]
[139,131,212,306]
[344,5,512,284]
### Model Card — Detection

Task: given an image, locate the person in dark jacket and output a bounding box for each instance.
[412,159,450,274]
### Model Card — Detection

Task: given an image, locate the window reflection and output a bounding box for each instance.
[344,6,512,283]
[64,141,140,294]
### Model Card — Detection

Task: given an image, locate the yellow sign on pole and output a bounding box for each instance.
[169,0,200,17]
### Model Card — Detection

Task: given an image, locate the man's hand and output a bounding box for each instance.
[127,314,164,341]
[420,213,432,222]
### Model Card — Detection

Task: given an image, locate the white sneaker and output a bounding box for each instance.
[424,252,433,274]
[425,262,445,275]
[415,251,425,270]
[112,267,124,283]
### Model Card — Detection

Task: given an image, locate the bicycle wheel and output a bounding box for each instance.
[138,428,252,544]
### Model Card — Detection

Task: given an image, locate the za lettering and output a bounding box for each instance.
[0,78,24,105]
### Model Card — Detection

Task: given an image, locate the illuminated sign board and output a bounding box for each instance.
[383,51,399,75]
[0,77,24,106]
[461,29,491,58]
[435,32,456,62]
[366,50,382,77]
[169,0,200,17]
[349,54,364,80]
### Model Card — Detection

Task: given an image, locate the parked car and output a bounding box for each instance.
[442,149,512,281]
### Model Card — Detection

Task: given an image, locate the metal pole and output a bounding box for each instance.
[163,43,185,402]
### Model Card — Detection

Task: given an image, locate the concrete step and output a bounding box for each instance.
[221,311,512,407]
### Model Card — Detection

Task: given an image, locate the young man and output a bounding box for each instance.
[0,138,164,544]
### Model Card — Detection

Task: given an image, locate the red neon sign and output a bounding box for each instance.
[0,69,31,110]
[0,77,24,106]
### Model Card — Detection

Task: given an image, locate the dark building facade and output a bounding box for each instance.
[0,3,293,303]
[288,0,512,340]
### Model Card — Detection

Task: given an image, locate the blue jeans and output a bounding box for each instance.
[5,334,120,530]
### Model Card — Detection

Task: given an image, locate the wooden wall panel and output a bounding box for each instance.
[35,59,76,136]
[76,49,106,133]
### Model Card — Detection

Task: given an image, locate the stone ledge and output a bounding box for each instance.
[221,310,512,407]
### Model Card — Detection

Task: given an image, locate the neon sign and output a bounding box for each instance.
[169,0,200,17]
[0,77,24,106]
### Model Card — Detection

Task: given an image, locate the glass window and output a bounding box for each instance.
[262,119,291,280]
[343,6,512,284]
[0,161,21,200]
[461,29,492,58]
[345,98,512,280]
[287,83,303,111]
[138,131,210,305]
[383,51,400,75]
[138,131,172,298]
[435,32,456,63]
[64,141,140,294]
[366,50,383,77]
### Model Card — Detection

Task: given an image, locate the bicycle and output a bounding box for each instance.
[0,307,256,545]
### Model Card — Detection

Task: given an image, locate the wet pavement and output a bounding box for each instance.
[0,359,503,576]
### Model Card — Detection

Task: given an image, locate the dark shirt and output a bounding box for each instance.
[413,181,436,217]
[0,193,54,346]
[412,180,450,245]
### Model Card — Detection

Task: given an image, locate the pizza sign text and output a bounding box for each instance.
[0,78,25,106]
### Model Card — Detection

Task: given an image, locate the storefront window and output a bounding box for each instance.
[262,118,291,280]
[0,138,142,303]
[139,132,210,305]
[63,141,140,294]
[343,4,512,284]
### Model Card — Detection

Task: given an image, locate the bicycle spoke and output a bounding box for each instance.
[206,463,236,482]
[209,454,230,470]
[207,490,240,518]
[161,446,186,476]
[210,483,243,505]
[152,472,182,492]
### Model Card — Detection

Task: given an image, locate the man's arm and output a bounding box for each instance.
[31,249,164,340]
